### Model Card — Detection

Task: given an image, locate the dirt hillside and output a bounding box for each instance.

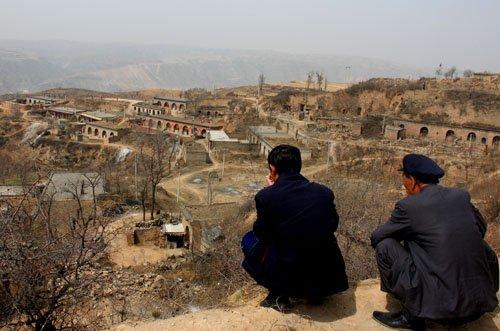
[112,279,499,330]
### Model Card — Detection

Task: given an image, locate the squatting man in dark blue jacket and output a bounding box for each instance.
[241,144,348,311]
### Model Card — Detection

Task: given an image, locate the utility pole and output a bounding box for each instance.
[176,169,181,202]
[134,154,138,200]
[221,149,226,179]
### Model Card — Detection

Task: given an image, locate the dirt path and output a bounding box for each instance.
[111,279,500,330]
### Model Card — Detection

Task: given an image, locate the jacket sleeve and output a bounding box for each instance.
[370,201,412,248]
[471,203,487,238]
[252,194,270,242]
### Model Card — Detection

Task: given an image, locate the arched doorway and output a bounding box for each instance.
[94,128,99,136]
[179,104,185,111]
[109,132,115,137]
[164,102,170,109]
[182,126,189,135]
[157,121,162,130]
[445,130,455,141]
[166,122,171,131]
[493,136,500,149]
[87,127,92,135]
[102,131,107,138]
[171,103,177,111]
[466,132,477,142]
[173,124,180,132]
[419,127,429,137]
[481,137,487,144]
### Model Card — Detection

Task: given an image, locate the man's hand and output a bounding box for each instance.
[266,174,275,186]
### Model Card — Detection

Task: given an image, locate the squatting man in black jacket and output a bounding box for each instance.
[371,154,498,330]
[241,145,348,311]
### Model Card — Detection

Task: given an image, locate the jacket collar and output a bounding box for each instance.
[274,172,309,184]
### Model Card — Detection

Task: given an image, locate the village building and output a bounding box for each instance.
[163,221,189,249]
[82,122,126,143]
[79,111,120,123]
[386,118,500,148]
[25,96,58,107]
[43,172,105,201]
[138,113,223,138]
[207,130,252,152]
[0,99,32,112]
[247,125,313,160]
[152,96,188,116]
[133,102,166,116]
[47,107,87,120]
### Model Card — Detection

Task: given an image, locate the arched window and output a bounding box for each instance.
[94,128,99,136]
[466,132,477,142]
[109,132,115,137]
[493,136,500,146]
[419,127,429,137]
[182,126,189,135]
[201,129,207,138]
[445,130,455,141]
[173,124,180,132]
[166,122,171,131]
[157,121,162,129]
[481,137,487,144]
[102,131,107,138]
[87,127,92,135]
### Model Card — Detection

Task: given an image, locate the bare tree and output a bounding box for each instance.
[0,175,108,330]
[257,73,265,98]
[444,66,457,79]
[315,71,324,91]
[138,133,176,220]
[463,69,474,78]
[306,71,314,90]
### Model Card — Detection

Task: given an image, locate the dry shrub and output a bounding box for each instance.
[188,200,254,307]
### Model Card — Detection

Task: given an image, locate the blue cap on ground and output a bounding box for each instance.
[400,154,445,179]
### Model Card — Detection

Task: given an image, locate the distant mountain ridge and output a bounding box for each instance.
[0,40,428,94]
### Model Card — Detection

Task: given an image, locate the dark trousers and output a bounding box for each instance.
[374,238,485,325]
[375,238,410,300]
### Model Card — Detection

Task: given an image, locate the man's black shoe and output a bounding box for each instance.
[260,293,293,312]
[373,310,426,330]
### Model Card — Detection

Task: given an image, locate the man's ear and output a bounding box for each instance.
[269,164,277,176]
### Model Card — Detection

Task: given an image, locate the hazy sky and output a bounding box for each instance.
[1,0,499,71]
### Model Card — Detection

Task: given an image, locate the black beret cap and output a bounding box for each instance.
[400,154,445,179]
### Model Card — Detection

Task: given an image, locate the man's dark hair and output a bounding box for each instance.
[403,171,440,184]
[268,145,302,174]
